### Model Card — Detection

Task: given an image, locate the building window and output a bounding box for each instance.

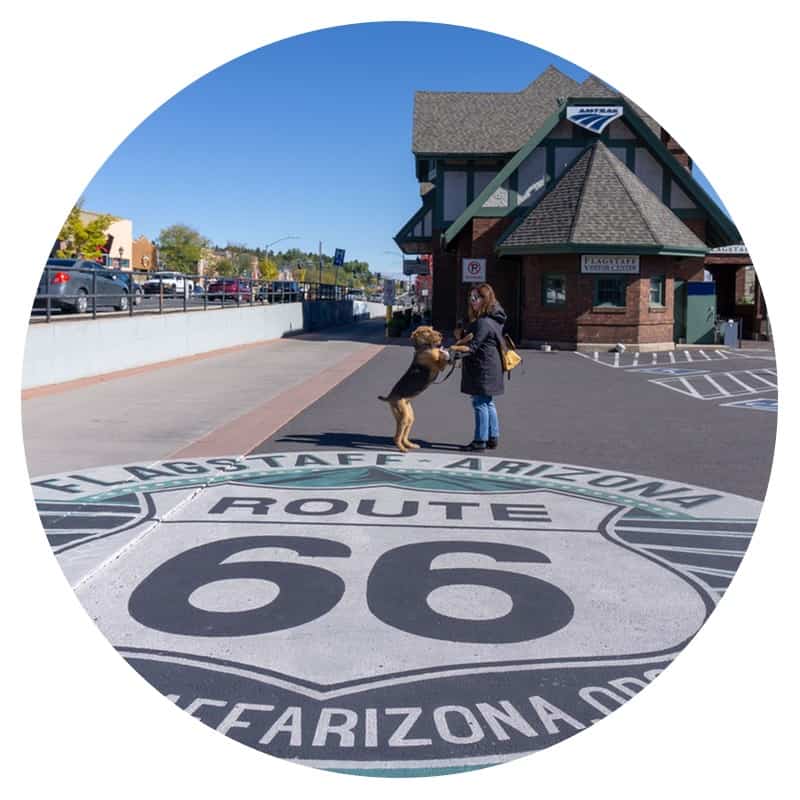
[594,276,627,308]
[542,274,566,305]
[649,275,666,306]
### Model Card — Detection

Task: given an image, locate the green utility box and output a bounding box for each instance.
[685,281,717,344]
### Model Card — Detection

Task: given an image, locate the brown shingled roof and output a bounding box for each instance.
[413,66,581,155]
[499,141,707,253]
[412,66,662,155]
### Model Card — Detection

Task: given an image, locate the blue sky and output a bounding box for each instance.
[83,21,729,277]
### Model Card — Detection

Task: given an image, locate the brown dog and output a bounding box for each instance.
[378,325,472,452]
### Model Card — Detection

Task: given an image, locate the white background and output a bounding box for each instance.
[1,2,796,798]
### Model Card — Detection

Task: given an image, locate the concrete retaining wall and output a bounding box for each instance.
[23,300,386,389]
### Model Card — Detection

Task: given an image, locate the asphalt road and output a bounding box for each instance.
[254,320,776,500]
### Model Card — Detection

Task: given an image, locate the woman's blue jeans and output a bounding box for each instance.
[471,394,499,442]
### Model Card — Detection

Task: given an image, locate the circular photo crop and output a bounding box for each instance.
[22,20,777,778]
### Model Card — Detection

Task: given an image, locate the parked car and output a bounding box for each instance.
[346,288,366,301]
[111,270,143,305]
[258,280,302,303]
[142,271,194,295]
[207,278,253,302]
[34,258,132,313]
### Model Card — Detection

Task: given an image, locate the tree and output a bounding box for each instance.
[261,256,279,281]
[56,202,117,259]
[156,224,209,273]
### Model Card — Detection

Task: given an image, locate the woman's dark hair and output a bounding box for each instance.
[467,283,497,322]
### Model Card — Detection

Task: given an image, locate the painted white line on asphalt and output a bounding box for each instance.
[724,372,757,392]
[619,527,752,538]
[748,371,778,388]
[683,565,737,578]
[642,544,746,557]
[684,351,693,362]
[676,377,704,398]
[668,352,676,363]
[703,375,731,397]
[613,352,620,367]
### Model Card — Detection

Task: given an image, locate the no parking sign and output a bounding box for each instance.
[462,257,486,283]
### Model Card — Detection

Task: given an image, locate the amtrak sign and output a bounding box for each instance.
[34,451,758,775]
[567,106,623,133]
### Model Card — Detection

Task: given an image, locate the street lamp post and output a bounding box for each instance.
[264,236,300,281]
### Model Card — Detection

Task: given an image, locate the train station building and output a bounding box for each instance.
[395,66,754,349]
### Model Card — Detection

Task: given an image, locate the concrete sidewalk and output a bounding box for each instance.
[22,321,385,477]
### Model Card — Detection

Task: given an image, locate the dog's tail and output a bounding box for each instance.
[377,395,390,402]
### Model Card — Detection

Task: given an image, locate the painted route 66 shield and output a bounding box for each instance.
[33,451,759,776]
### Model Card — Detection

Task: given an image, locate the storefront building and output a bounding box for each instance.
[395,66,743,350]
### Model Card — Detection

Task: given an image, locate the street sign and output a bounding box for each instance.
[333,248,345,266]
[462,258,486,283]
[403,257,430,276]
[383,279,395,305]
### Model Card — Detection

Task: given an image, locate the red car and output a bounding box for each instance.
[206,278,253,302]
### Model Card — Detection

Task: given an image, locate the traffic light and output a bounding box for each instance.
[376,273,381,281]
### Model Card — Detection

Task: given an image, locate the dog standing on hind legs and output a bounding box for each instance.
[378,325,472,452]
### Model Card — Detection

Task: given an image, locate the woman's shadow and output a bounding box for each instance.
[276,432,465,451]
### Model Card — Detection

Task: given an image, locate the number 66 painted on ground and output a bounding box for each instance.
[128,536,574,643]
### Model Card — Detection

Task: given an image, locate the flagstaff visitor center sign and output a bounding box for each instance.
[581,255,641,274]
[34,451,757,775]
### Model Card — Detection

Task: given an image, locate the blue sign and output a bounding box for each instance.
[721,398,778,412]
[566,105,623,133]
[333,248,345,266]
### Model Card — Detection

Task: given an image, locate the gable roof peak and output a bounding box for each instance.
[498,138,708,254]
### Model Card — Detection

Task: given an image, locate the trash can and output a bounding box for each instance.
[723,319,739,348]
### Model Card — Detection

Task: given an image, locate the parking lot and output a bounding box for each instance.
[575,347,777,411]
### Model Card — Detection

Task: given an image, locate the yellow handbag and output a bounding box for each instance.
[502,334,522,373]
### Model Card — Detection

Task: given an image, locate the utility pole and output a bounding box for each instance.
[318,241,323,285]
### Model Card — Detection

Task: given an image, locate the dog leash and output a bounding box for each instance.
[434,361,457,384]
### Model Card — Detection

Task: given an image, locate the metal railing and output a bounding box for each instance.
[31,266,374,323]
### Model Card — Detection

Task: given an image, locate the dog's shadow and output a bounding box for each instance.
[276,432,465,452]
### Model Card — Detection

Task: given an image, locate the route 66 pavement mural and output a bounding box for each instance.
[33,451,759,776]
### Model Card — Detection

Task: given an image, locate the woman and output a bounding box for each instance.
[457,282,507,451]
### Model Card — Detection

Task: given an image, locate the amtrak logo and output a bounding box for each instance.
[566,105,623,133]
[33,452,759,775]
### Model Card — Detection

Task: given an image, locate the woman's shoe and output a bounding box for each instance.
[464,440,487,451]
[487,437,499,449]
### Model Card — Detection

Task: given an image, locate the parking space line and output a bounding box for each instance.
[676,377,704,398]
[704,375,731,397]
[748,371,778,389]
[724,372,756,392]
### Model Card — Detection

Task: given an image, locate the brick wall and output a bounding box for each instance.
[131,236,157,272]
[435,218,519,335]
[521,254,703,347]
